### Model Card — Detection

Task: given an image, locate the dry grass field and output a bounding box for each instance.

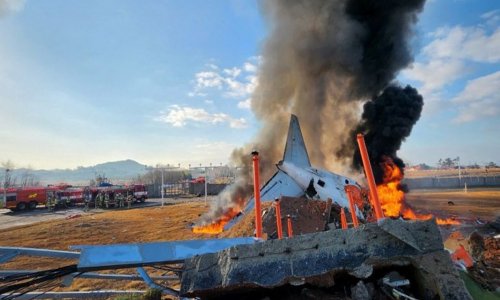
[406,188,500,221]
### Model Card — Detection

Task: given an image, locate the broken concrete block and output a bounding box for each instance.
[181,219,471,299]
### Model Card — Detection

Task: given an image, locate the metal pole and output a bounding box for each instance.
[346,188,359,228]
[356,134,384,221]
[287,215,293,238]
[161,168,164,206]
[340,208,347,230]
[252,151,262,239]
[274,199,283,239]
[458,157,461,182]
[204,167,208,206]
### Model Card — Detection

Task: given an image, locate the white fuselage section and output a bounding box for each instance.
[278,161,362,218]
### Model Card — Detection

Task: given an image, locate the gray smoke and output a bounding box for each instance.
[199,0,425,225]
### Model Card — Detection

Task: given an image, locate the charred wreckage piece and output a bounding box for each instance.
[182,219,471,299]
[224,114,366,232]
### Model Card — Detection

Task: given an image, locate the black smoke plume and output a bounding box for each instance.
[344,0,426,97]
[352,85,424,183]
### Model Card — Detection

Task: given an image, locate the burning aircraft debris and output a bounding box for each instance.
[194,113,459,234]
[198,0,429,228]
[194,115,368,233]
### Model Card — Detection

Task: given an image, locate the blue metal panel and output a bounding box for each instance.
[0,251,18,264]
[73,237,258,271]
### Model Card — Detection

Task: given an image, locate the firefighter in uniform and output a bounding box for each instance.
[116,193,124,208]
[126,192,133,209]
[95,192,102,209]
[84,192,90,212]
[104,192,110,208]
[46,191,55,211]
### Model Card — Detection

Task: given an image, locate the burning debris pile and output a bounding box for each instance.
[349,85,460,225]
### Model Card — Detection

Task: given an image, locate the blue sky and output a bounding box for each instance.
[0,0,498,169]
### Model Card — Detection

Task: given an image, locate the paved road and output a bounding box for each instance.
[0,196,213,230]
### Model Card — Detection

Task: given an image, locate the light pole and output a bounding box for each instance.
[161,168,165,206]
[190,164,212,206]
[204,167,208,205]
[149,164,180,207]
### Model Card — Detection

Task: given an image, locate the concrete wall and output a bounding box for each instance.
[189,183,227,196]
[404,175,500,190]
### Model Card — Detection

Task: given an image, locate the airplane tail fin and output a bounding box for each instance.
[282,114,311,168]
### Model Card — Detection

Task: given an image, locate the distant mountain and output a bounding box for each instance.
[1,160,148,186]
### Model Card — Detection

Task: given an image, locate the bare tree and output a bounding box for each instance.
[19,169,40,187]
[1,160,15,188]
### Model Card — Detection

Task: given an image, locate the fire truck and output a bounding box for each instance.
[0,186,61,211]
[0,184,147,211]
[86,184,148,205]
[128,184,148,202]
[56,187,85,207]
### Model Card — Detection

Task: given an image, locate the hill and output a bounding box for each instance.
[1,159,147,185]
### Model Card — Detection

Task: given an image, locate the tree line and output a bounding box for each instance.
[1,160,40,188]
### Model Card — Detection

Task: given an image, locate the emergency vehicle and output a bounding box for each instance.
[0,186,60,211]
[0,184,147,211]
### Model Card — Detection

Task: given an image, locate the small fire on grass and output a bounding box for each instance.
[192,207,240,234]
[377,157,459,225]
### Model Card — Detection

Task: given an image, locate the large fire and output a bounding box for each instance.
[377,157,459,225]
[192,207,240,234]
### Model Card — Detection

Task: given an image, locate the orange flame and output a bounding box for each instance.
[192,207,240,234]
[377,157,459,225]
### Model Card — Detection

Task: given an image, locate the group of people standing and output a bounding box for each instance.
[86,191,134,211]
[90,192,134,208]
[45,190,135,212]
[46,191,71,211]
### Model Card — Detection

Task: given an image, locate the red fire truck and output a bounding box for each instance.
[0,186,61,211]
[129,184,148,202]
[56,187,85,207]
[86,184,147,205]
[0,184,148,211]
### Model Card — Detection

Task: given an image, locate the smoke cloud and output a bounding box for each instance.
[351,85,424,183]
[199,0,426,224]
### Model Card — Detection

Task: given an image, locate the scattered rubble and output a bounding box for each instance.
[444,216,500,293]
[466,219,500,292]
